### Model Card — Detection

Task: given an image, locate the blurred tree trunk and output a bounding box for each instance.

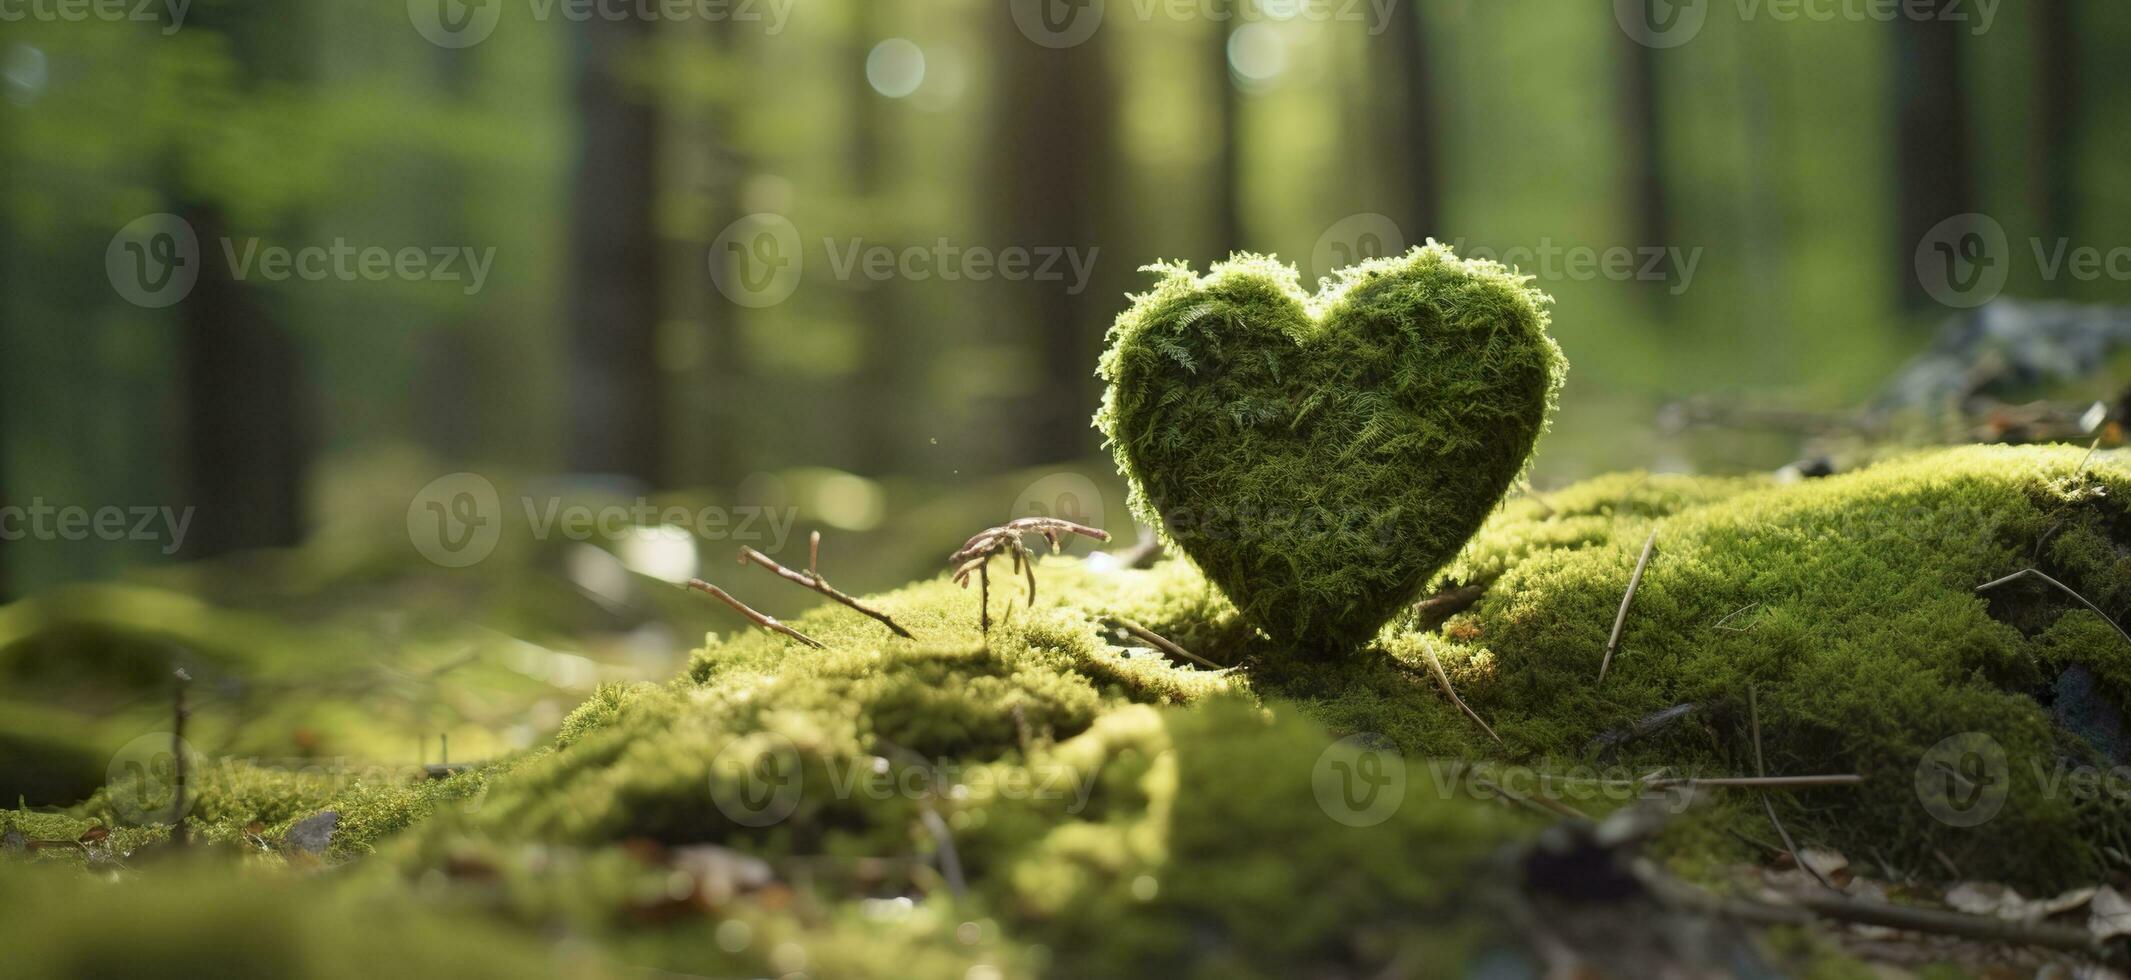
[176,203,312,559]
[1618,1,1670,264]
[1371,4,1442,241]
[175,0,313,559]
[566,13,667,486]
[850,7,905,474]
[1211,23,1242,254]
[1892,0,1976,311]
[991,14,1116,463]
[2030,0,2078,266]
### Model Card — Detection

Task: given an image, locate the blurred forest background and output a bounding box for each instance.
[2,0,2127,783]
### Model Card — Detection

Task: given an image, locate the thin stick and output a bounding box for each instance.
[1977,568,2131,648]
[1107,617,1220,670]
[1415,643,1504,747]
[1598,528,1659,685]
[1641,774,1862,791]
[739,542,913,638]
[917,805,966,900]
[2076,435,2103,479]
[1652,875,2117,963]
[1750,683,1834,891]
[171,667,191,847]
[1414,581,1489,631]
[1470,770,1590,821]
[685,579,824,649]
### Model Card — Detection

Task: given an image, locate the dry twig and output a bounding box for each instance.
[1977,567,2131,648]
[685,579,824,649]
[739,534,913,638]
[1410,642,1504,747]
[948,518,1110,633]
[1106,617,1220,670]
[1598,528,1659,685]
[1749,683,1835,891]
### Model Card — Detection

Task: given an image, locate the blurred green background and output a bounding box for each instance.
[2,0,2125,784]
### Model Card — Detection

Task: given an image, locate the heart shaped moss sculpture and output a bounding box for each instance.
[1095,244,1567,651]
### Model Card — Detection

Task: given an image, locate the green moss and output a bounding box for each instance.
[1095,245,1568,651]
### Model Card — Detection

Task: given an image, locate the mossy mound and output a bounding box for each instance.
[4,444,2124,977]
[1279,444,2131,888]
[1096,245,1567,651]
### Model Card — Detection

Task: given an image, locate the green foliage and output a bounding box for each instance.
[1095,245,1567,652]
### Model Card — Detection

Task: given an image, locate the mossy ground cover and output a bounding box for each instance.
[2,445,2127,976]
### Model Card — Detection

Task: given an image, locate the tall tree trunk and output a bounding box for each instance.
[849,7,904,475]
[1211,22,1243,255]
[1372,4,1442,241]
[1892,0,1976,311]
[175,0,313,559]
[991,13,1116,464]
[1618,0,1670,263]
[176,203,312,559]
[2029,0,2077,270]
[566,13,666,486]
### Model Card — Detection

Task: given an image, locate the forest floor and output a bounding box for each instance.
[3,443,2131,978]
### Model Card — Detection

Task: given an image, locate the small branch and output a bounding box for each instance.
[1470,770,1590,822]
[1977,567,2131,648]
[171,667,191,847]
[1413,642,1504,747]
[917,805,967,900]
[1597,528,1659,686]
[685,579,824,649]
[1414,581,1489,632]
[739,537,913,638]
[949,518,1110,635]
[1640,774,1862,791]
[1750,683,1835,891]
[1107,617,1220,670]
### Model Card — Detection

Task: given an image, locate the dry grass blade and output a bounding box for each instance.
[685,579,825,649]
[1106,617,1220,670]
[738,538,913,638]
[1414,642,1504,747]
[1597,527,1659,686]
[1640,774,1862,791]
[1976,567,2131,648]
[1750,683,1836,892]
[1469,770,1589,821]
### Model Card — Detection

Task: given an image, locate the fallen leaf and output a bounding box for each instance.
[2091,886,2131,941]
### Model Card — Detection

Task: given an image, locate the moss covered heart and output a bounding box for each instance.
[1095,245,1566,650]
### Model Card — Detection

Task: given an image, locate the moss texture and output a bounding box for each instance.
[3,445,2124,977]
[1095,245,1567,651]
